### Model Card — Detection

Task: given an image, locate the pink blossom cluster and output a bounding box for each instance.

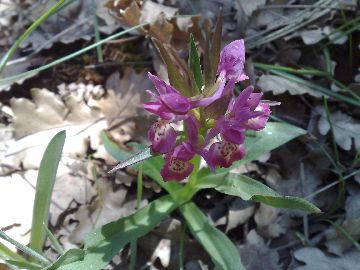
[144,40,271,181]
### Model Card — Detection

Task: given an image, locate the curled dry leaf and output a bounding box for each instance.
[107,0,200,47]
[226,198,255,232]
[254,204,290,238]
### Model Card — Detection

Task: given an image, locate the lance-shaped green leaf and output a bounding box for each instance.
[189,34,203,90]
[107,147,152,174]
[51,195,181,270]
[102,132,166,188]
[180,203,244,270]
[152,38,190,96]
[196,173,321,214]
[30,131,66,253]
[236,122,306,166]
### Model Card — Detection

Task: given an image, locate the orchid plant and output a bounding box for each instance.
[19,19,321,270]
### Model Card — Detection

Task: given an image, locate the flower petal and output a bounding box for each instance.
[245,104,271,130]
[186,114,200,144]
[202,140,246,170]
[148,72,179,95]
[160,93,191,114]
[148,121,177,154]
[161,154,194,181]
[217,39,247,82]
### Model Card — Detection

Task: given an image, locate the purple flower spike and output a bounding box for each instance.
[202,140,245,172]
[148,121,177,154]
[217,40,249,83]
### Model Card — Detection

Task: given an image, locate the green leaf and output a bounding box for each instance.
[196,173,321,214]
[100,130,130,161]
[180,203,244,270]
[152,38,190,96]
[238,122,306,166]
[43,249,84,270]
[54,195,180,270]
[6,260,42,270]
[30,131,66,253]
[189,34,203,90]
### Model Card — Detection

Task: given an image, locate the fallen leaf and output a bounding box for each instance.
[239,229,280,270]
[257,75,323,97]
[67,178,144,244]
[325,219,360,256]
[318,110,360,151]
[226,198,255,232]
[294,247,360,270]
[254,204,290,238]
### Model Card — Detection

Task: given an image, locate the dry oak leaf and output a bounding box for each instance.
[294,247,360,270]
[257,75,322,98]
[10,87,103,139]
[318,110,360,151]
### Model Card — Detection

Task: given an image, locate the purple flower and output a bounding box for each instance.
[148,121,177,154]
[143,73,192,121]
[206,84,271,145]
[160,115,199,181]
[161,152,194,181]
[201,140,246,172]
[217,40,249,83]
[144,73,229,121]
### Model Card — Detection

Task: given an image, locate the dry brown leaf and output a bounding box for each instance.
[239,229,280,270]
[67,178,144,244]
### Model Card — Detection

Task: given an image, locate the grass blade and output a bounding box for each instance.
[43,224,65,255]
[30,131,66,253]
[0,23,148,87]
[0,0,67,74]
[0,230,50,265]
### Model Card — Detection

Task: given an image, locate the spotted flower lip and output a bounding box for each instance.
[217,39,249,83]
[201,140,246,172]
[148,121,177,154]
